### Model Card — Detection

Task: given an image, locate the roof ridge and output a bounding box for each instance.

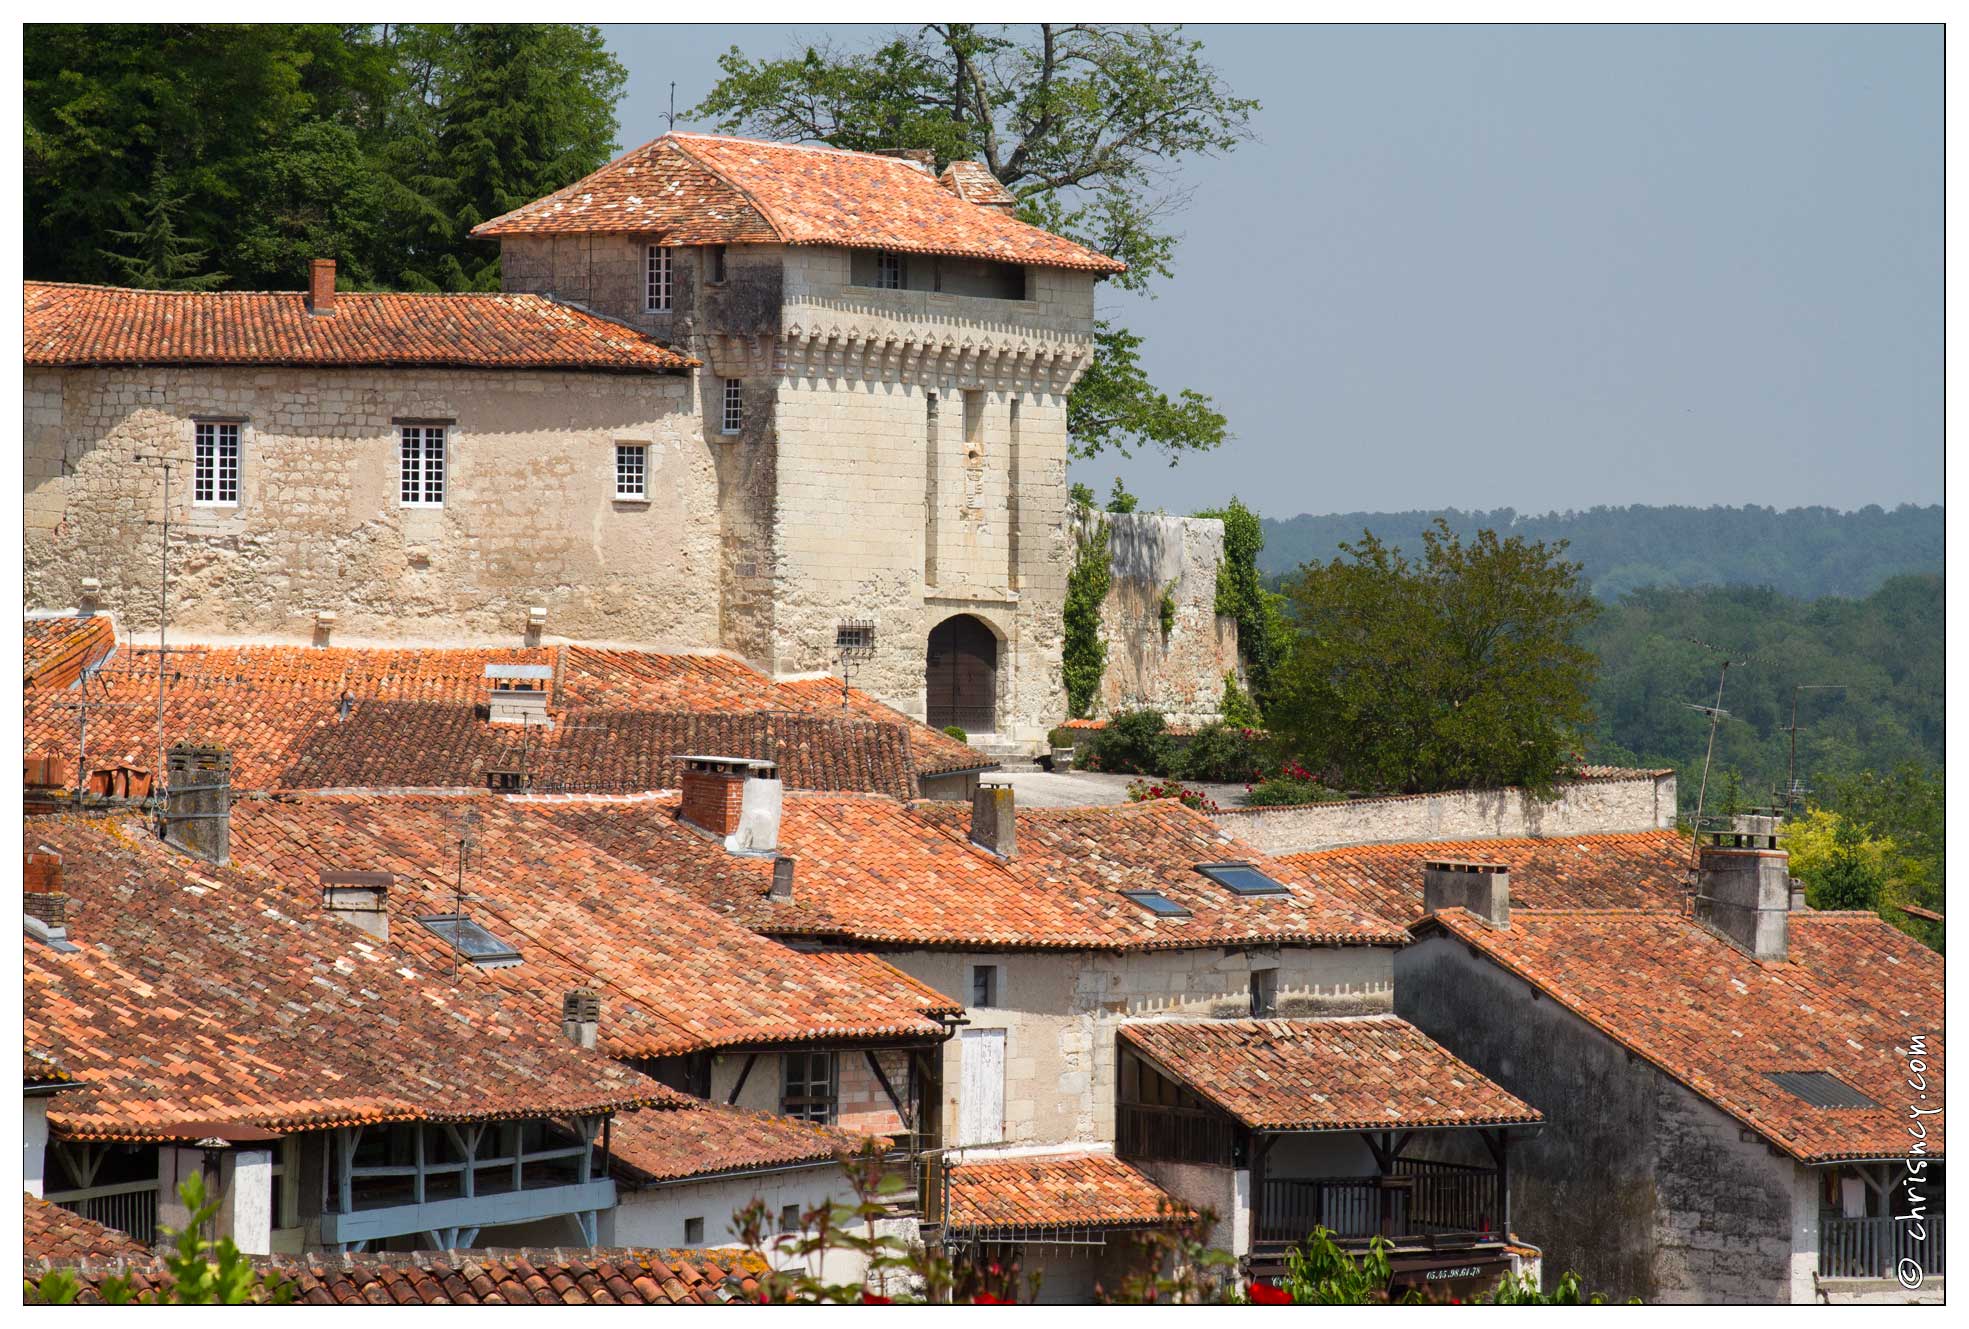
[663,134,792,243]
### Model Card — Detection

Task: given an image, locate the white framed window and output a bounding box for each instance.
[721,379,743,435]
[615,442,648,499]
[399,424,446,507]
[192,421,240,506]
[706,245,727,284]
[876,251,905,289]
[645,245,672,311]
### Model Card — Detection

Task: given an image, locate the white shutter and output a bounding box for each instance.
[957,1028,1006,1147]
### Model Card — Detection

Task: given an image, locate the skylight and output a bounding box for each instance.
[416,914,523,968]
[1764,1071,1880,1109]
[1121,890,1192,918]
[1195,862,1291,897]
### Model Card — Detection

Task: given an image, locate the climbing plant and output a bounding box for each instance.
[1064,500,1113,719]
[1193,496,1288,713]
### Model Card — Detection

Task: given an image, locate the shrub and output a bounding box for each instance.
[1046,725,1082,750]
[1158,583,1178,636]
[1064,512,1113,718]
[1220,671,1262,727]
[1245,759,1345,807]
[1175,721,1264,783]
[1085,709,1174,775]
[1126,777,1219,815]
[942,725,968,742]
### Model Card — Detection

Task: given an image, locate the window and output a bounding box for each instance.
[1250,968,1278,1018]
[835,621,875,652]
[971,963,999,1008]
[399,425,446,507]
[721,379,744,435]
[645,245,673,311]
[876,251,905,289]
[1120,890,1192,918]
[706,245,727,284]
[779,1204,802,1234]
[1195,862,1291,897]
[782,1050,837,1123]
[683,1216,704,1245]
[615,443,648,499]
[414,913,521,968]
[193,422,240,506]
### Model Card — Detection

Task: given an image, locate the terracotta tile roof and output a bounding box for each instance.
[1574,765,1675,780]
[23,282,695,373]
[23,615,117,690]
[225,793,959,1059]
[26,1246,765,1305]
[939,160,1020,208]
[1277,830,1691,926]
[23,1194,150,1264]
[23,638,987,790]
[473,133,1125,274]
[1414,908,1945,1163]
[1120,1017,1542,1132]
[610,1100,881,1185]
[25,815,671,1141]
[945,1152,1182,1233]
[542,792,1409,952]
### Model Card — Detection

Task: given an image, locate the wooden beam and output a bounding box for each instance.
[864,1051,912,1129]
[727,1053,758,1106]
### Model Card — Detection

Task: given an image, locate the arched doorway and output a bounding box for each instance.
[926,615,998,733]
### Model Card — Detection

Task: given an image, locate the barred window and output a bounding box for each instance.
[876,251,905,289]
[193,422,240,506]
[399,425,446,507]
[781,1050,836,1123]
[645,245,672,311]
[615,442,648,499]
[721,379,743,435]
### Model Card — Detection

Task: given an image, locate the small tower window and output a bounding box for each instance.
[721,379,744,435]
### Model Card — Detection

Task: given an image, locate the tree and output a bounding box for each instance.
[694,23,1256,461]
[1268,519,1599,795]
[98,164,227,289]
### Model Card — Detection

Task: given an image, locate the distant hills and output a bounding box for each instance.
[1257,504,1942,601]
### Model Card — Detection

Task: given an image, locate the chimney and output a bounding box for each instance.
[25,850,66,930]
[163,743,232,866]
[562,987,601,1050]
[1422,860,1511,928]
[485,664,554,727]
[307,258,337,315]
[1693,824,1791,960]
[321,869,391,942]
[875,147,937,172]
[769,855,795,902]
[970,782,1017,858]
[678,755,780,847]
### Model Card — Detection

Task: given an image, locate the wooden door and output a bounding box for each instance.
[926,615,997,732]
[957,1028,1006,1147]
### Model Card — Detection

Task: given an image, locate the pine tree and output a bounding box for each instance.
[98,166,228,290]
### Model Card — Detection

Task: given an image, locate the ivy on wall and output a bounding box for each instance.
[1063,506,1114,719]
[1194,496,1287,714]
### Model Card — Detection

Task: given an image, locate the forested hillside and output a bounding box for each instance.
[1259,504,1940,600]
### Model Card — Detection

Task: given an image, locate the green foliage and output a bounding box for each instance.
[1195,497,1288,712]
[1820,764,1944,948]
[693,23,1255,463]
[1479,1269,1633,1305]
[1245,759,1345,807]
[1046,725,1081,749]
[1269,519,1599,795]
[1257,504,1942,602]
[26,23,625,292]
[1158,583,1178,636]
[1219,672,1262,728]
[1125,776,1218,814]
[30,1175,293,1305]
[1174,720,1263,783]
[941,724,968,742]
[1069,481,1098,510]
[1106,477,1139,514]
[1084,709,1175,775]
[1277,1229,1398,1304]
[1064,512,1113,719]
[1785,811,1886,913]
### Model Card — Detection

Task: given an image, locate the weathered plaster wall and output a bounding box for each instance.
[610,1165,865,1280]
[1396,933,1803,1303]
[1076,511,1239,726]
[1213,774,1679,854]
[24,365,713,646]
[890,946,1395,1153]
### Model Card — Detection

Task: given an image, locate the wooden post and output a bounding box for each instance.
[413,1127,426,1205]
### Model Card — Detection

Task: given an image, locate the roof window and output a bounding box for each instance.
[1764,1071,1880,1109]
[416,913,523,968]
[1195,862,1290,897]
[1121,890,1191,919]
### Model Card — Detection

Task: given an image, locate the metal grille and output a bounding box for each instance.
[615,443,647,499]
[645,245,672,311]
[399,425,445,507]
[193,421,240,505]
[1765,1070,1881,1108]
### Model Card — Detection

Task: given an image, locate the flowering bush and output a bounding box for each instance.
[1127,777,1220,815]
[1245,759,1345,807]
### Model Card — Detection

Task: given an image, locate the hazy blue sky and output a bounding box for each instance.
[602,24,1941,519]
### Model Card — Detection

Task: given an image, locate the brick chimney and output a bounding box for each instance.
[307,259,337,315]
[679,755,780,847]
[1693,824,1791,960]
[163,744,233,865]
[562,987,601,1050]
[321,869,391,943]
[1422,860,1511,927]
[970,783,1017,858]
[25,850,65,930]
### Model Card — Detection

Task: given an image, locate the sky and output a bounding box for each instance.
[602,24,1941,520]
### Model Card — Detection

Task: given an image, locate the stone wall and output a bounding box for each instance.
[1396,933,1805,1303]
[1075,511,1240,726]
[890,945,1395,1153]
[1213,773,1679,854]
[24,365,712,647]
[609,1163,866,1282]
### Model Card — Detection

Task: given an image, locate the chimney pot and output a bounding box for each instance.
[163,744,233,866]
[1694,837,1791,959]
[307,258,337,315]
[970,783,1017,858]
[770,855,795,902]
[562,987,601,1049]
[1422,860,1511,927]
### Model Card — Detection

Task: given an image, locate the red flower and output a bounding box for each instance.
[971,1293,1013,1305]
[1248,1281,1292,1305]
[860,1292,893,1304]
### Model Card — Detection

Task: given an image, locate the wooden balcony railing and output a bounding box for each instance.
[1258,1161,1502,1248]
[1820,1214,1945,1280]
[1116,1102,1236,1168]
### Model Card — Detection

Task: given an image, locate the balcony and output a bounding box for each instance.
[1256,1160,1503,1249]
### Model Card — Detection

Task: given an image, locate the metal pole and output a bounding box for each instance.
[157,462,169,797]
[1690,660,1729,838]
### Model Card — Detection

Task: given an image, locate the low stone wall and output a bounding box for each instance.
[1214,773,1677,854]
[1075,510,1239,726]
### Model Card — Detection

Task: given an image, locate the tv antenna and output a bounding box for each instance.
[452,807,481,978]
[668,81,677,131]
[1679,638,1761,888]
[1782,684,1848,817]
[134,453,181,802]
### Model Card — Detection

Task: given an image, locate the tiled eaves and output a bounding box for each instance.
[945,1153,1184,1232]
[608,1099,885,1186]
